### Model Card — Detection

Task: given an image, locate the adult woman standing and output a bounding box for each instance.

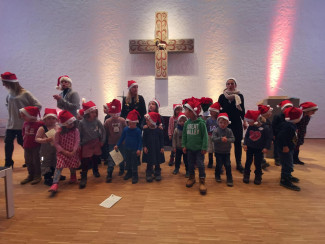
[53,75,80,117]
[2,72,42,168]
[121,80,146,129]
[218,78,247,173]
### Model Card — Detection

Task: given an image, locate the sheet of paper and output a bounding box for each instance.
[109,149,124,165]
[45,129,56,138]
[99,194,122,208]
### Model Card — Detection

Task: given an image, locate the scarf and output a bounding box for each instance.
[223,89,242,111]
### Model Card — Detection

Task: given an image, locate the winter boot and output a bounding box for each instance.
[79,171,88,189]
[243,171,250,184]
[254,174,262,185]
[186,174,196,187]
[226,176,233,187]
[199,178,207,195]
[280,175,301,191]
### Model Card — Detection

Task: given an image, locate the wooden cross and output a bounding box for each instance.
[129,11,194,79]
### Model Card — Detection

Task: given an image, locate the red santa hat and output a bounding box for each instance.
[209,102,222,113]
[183,97,201,116]
[177,112,187,121]
[244,110,261,125]
[150,98,160,108]
[277,100,293,111]
[128,80,138,90]
[258,104,273,116]
[1,72,18,82]
[58,110,76,126]
[19,106,40,120]
[217,113,231,124]
[56,75,72,90]
[299,102,318,112]
[144,112,161,126]
[173,104,182,111]
[108,99,121,116]
[126,109,140,123]
[77,109,84,117]
[82,100,97,115]
[284,107,303,123]
[43,108,58,120]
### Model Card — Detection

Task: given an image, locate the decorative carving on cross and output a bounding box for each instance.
[129,11,194,79]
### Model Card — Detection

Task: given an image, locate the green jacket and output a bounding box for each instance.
[182,117,208,151]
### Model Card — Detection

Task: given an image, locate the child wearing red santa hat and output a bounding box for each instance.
[78,100,106,189]
[1,71,42,168]
[19,106,43,185]
[104,99,127,182]
[49,111,80,194]
[35,108,61,186]
[294,102,318,165]
[142,112,165,182]
[168,104,183,166]
[277,107,303,191]
[182,97,208,195]
[243,110,272,185]
[114,109,142,184]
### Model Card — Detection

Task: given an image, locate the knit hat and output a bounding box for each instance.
[58,110,76,126]
[1,72,18,82]
[177,112,187,121]
[56,75,72,90]
[284,107,303,123]
[82,100,97,115]
[126,109,140,123]
[209,102,222,113]
[277,100,293,111]
[217,113,231,124]
[108,99,121,116]
[77,109,84,117]
[150,98,160,109]
[43,108,58,120]
[19,106,40,120]
[173,104,182,111]
[144,112,161,126]
[299,102,318,112]
[258,104,273,116]
[128,80,138,90]
[183,97,201,116]
[244,110,261,125]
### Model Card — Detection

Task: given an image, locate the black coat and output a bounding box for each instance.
[121,95,147,128]
[142,128,165,164]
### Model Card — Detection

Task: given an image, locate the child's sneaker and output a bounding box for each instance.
[146,175,153,182]
[215,175,221,183]
[254,175,262,185]
[155,173,161,181]
[226,178,233,187]
[31,177,42,185]
[132,174,138,184]
[173,168,179,175]
[280,177,301,191]
[20,175,33,185]
[48,183,58,192]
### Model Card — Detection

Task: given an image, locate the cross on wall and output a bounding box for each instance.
[129,11,194,79]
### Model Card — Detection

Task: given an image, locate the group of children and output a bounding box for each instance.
[2,72,318,196]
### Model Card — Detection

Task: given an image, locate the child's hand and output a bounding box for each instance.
[143,125,148,129]
[183,147,187,154]
[169,135,172,141]
[143,147,148,154]
[201,150,207,155]
[159,124,163,130]
[262,148,268,154]
[221,137,227,142]
[283,146,289,153]
[160,148,164,153]
[46,137,53,143]
[243,145,248,151]
[136,150,141,156]
[114,145,119,151]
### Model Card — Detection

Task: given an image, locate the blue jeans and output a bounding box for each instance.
[280,149,294,177]
[107,144,125,173]
[187,150,206,178]
[244,147,263,176]
[215,153,232,179]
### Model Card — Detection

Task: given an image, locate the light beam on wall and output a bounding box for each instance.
[267,0,297,95]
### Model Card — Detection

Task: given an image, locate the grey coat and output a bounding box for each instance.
[57,88,80,116]
[212,127,235,154]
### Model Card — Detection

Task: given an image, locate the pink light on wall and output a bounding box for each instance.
[267,0,298,95]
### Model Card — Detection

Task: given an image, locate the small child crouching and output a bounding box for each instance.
[172,113,188,176]
[212,113,235,186]
[243,110,272,185]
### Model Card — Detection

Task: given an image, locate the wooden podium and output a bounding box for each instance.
[258,96,300,158]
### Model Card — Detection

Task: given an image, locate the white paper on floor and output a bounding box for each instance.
[99,194,122,208]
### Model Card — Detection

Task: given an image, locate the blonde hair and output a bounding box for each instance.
[126,91,139,105]
[3,81,25,95]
